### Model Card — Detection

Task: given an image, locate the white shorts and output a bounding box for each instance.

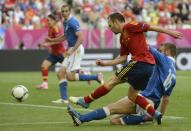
[62,45,84,72]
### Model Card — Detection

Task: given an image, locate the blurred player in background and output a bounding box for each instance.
[69,12,182,124]
[67,43,176,126]
[36,14,65,89]
[46,5,104,104]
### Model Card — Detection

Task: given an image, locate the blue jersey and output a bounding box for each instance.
[140,47,176,109]
[63,16,80,47]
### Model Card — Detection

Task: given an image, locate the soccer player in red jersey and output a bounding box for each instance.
[69,12,182,124]
[36,14,65,89]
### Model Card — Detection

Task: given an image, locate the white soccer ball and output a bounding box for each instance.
[11,85,29,102]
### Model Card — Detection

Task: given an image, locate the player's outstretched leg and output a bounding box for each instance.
[69,97,89,108]
[67,105,82,126]
[75,72,104,85]
[69,85,110,108]
[96,72,104,85]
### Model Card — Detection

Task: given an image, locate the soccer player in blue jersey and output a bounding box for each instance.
[46,5,104,104]
[67,43,176,126]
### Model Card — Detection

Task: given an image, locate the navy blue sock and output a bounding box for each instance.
[79,108,107,122]
[59,81,67,100]
[79,74,97,81]
[122,115,147,125]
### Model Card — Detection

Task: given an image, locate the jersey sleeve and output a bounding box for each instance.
[124,22,150,33]
[149,47,166,65]
[70,20,80,33]
[164,82,175,96]
[53,26,62,37]
[120,43,129,56]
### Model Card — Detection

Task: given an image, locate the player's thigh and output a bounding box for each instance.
[116,61,154,91]
[110,115,125,125]
[104,74,124,90]
[62,57,69,69]
[64,54,81,72]
[57,66,67,79]
[66,71,76,81]
[68,45,84,71]
[107,96,136,114]
[45,54,62,67]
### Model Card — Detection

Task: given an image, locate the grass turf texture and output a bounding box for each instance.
[0,71,191,131]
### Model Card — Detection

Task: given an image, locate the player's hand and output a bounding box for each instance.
[63,52,67,57]
[96,59,105,66]
[171,31,183,39]
[41,42,49,48]
[45,38,52,42]
[65,50,73,57]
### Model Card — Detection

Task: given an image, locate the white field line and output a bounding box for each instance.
[0,121,71,126]
[0,102,93,112]
[0,102,186,127]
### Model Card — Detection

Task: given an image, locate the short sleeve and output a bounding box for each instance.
[53,26,61,37]
[164,81,176,96]
[70,20,80,33]
[120,43,129,56]
[149,47,166,65]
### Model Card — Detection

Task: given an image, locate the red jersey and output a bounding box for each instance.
[120,22,155,64]
[48,26,65,56]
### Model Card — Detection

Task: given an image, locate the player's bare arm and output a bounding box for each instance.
[149,26,183,39]
[41,41,60,46]
[96,55,127,66]
[159,96,170,115]
[46,35,66,43]
[66,31,83,56]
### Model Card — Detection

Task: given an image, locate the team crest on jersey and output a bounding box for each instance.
[123,30,129,38]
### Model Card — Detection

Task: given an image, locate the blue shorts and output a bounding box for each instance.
[115,61,154,90]
[46,54,64,65]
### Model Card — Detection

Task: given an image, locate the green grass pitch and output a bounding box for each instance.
[0,71,191,131]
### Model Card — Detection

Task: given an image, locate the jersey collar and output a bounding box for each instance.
[167,56,175,63]
[64,15,72,23]
[65,15,72,22]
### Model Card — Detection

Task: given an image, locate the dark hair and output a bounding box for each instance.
[61,4,71,11]
[108,12,125,23]
[48,14,57,21]
[163,43,176,57]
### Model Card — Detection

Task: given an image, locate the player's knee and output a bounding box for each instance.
[127,93,137,102]
[110,118,122,125]
[107,104,117,114]
[105,75,121,89]
[104,81,115,90]
[41,63,48,69]
[66,73,75,81]
[128,96,134,102]
[57,67,66,79]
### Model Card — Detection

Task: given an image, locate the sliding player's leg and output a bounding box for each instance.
[67,96,135,126]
